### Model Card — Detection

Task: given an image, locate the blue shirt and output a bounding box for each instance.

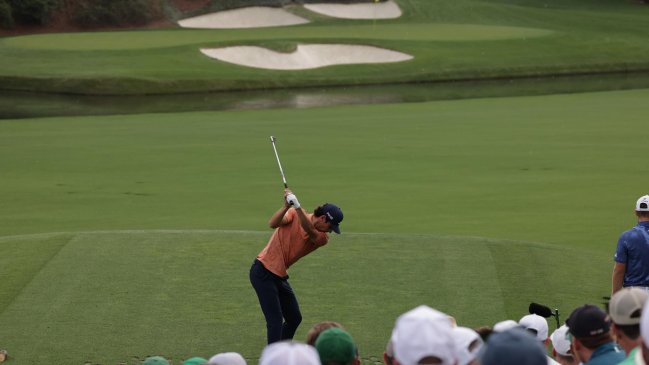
[615,221,649,287]
[585,342,625,365]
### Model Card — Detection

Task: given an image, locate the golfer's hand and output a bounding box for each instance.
[286,193,300,209]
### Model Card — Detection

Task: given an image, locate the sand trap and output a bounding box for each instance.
[200,44,413,70]
[304,0,401,19]
[178,7,309,29]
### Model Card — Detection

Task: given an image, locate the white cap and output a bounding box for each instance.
[452,327,483,365]
[392,305,456,365]
[519,314,549,341]
[610,287,649,325]
[550,325,571,357]
[259,341,320,365]
[637,195,649,211]
[208,352,247,365]
[493,320,519,332]
[641,298,649,348]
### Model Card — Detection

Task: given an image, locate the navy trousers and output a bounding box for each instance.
[250,259,302,344]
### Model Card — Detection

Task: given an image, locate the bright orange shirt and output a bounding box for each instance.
[257,209,328,278]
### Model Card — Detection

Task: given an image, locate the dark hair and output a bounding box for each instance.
[616,323,641,340]
[474,326,493,342]
[637,210,649,218]
[314,205,325,217]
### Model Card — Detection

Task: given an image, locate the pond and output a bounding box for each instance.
[2,72,649,119]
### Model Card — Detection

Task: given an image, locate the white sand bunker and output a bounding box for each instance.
[178,7,309,29]
[304,0,401,19]
[200,44,413,70]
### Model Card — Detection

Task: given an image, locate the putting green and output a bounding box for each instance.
[1,24,553,51]
[0,229,606,364]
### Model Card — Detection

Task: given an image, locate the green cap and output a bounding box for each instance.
[315,328,357,365]
[183,357,208,365]
[143,356,170,365]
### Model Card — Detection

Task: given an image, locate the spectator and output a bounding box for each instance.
[259,341,321,365]
[550,325,579,365]
[612,195,649,295]
[609,288,649,364]
[493,319,521,333]
[519,313,561,365]
[315,327,360,365]
[184,357,208,365]
[208,352,247,365]
[473,326,493,342]
[638,299,649,364]
[478,328,547,365]
[391,305,456,365]
[566,304,625,365]
[306,321,343,346]
[142,356,170,365]
[451,326,483,365]
[383,335,395,365]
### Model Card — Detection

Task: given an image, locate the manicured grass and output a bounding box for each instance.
[0,0,648,93]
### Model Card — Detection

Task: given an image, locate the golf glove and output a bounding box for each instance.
[286,194,300,208]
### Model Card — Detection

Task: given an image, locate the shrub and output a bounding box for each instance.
[0,0,14,29]
[8,0,59,25]
[72,0,160,28]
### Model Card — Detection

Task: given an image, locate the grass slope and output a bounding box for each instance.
[0,0,648,94]
[0,230,608,364]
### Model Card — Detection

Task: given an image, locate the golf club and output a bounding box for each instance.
[270,136,289,189]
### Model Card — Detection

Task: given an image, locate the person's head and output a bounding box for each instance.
[492,320,521,333]
[391,305,456,365]
[609,287,649,349]
[315,327,359,365]
[306,321,344,346]
[313,203,343,234]
[550,325,578,365]
[477,328,546,365]
[451,327,483,365]
[184,357,208,365]
[635,195,649,220]
[259,341,320,365]
[143,356,170,365]
[519,314,549,346]
[208,352,246,365]
[566,304,613,363]
[473,326,493,342]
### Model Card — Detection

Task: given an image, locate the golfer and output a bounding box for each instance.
[250,189,343,344]
[612,195,649,294]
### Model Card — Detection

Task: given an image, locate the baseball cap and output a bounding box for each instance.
[493,319,520,332]
[321,203,343,234]
[208,352,246,365]
[259,341,320,365]
[550,325,572,357]
[640,298,649,347]
[566,304,610,338]
[143,356,170,365]
[478,329,546,365]
[315,328,357,365]
[519,314,549,341]
[184,357,208,365]
[636,195,649,212]
[452,327,483,365]
[609,288,649,325]
[392,305,455,365]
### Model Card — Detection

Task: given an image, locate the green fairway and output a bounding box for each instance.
[0,0,648,94]
[1,88,648,363]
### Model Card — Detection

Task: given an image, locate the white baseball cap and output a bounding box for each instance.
[452,327,483,365]
[550,325,571,357]
[610,287,649,325]
[493,320,520,333]
[393,305,456,365]
[519,314,549,341]
[259,341,320,365]
[208,352,246,365]
[636,195,649,212]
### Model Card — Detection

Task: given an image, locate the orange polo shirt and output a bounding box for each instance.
[257,209,328,278]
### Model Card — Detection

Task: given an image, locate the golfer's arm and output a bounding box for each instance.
[612,262,626,294]
[294,208,319,241]
[268,206,290,228]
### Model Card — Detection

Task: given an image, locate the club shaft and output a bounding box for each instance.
[270,136,288,188]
